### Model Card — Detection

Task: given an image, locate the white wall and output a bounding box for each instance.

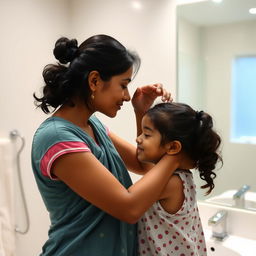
[0,0,70,255]
[0,0,176,255]
[177,18,205,108]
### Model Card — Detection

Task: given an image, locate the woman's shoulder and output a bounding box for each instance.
[35,116,76,138]
[32,117,86,150]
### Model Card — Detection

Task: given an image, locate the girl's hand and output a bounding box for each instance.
[132,83,172,115]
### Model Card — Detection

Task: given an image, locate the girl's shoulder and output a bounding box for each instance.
[158,169,195,214]
[158,174,184,214]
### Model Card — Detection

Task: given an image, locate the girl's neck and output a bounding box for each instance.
[178,151,196,170]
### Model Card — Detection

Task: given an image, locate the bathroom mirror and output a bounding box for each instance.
[176,0,256,210]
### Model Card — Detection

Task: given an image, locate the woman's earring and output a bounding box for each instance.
[91,92,95,100]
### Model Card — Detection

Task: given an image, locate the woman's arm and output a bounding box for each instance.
[52,151,180,224]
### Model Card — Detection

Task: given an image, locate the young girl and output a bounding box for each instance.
[136,102,222,256]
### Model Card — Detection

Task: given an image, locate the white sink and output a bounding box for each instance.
[206,190,256,210]
[204,229,256,255]
[207,240,240,256]
[198,201,256,256]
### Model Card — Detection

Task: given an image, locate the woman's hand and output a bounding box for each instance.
[160,153,182,171]
[132,83,172,115]
[161,152,196,171]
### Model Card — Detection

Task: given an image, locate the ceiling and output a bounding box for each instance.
[177,0,256,27]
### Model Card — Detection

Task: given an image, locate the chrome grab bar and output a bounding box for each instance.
[10,130,30,234]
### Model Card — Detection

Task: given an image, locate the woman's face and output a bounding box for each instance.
[136,114,167,164]
[94,67,133,117]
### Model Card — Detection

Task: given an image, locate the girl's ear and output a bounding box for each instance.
[165,140,182,155]
[88,70,101,91]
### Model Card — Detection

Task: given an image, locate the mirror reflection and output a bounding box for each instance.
[176,0,256,211]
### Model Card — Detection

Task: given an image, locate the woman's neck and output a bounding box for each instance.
[53,101,93,129]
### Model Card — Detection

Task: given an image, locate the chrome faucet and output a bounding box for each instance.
[233,185,250,208]
[208,210,228,241]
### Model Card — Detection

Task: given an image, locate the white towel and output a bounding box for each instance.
[0,138,15,256]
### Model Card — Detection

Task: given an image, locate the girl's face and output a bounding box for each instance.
[136,114,167,164]
[93,67,133,117]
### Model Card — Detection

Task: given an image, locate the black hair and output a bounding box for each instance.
[146,102,222,195]
[33,35,140,113]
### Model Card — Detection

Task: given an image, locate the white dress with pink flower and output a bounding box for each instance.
[138,170,207,256]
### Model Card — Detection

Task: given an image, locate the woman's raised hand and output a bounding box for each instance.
[131,83,172,115]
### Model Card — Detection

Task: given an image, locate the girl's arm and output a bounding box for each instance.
[52,151,180,224]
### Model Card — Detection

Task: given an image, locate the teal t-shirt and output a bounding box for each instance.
[31,115,137,256]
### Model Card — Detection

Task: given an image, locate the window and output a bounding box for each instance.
[231,56,256,144]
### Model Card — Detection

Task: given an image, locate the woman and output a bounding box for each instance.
[32,35,186,256]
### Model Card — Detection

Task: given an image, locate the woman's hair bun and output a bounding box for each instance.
[53,37,78,64]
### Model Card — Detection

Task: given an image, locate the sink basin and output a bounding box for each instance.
[207,240,240,256]
[206,190,256,210]
[204,229,256,256]
[198,201,256,255]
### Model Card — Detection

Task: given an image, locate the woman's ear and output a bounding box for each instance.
[165,140,182,155]
[88,70,101,91]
